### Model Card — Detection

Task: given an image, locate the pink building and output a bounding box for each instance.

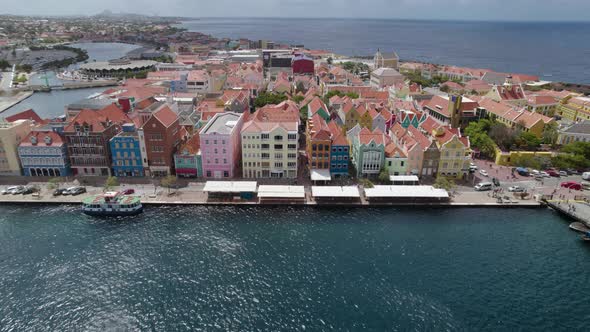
[199,112,244,178]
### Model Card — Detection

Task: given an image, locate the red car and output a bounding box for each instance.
[561,182,582,190]
[545,170,560,177]
[121,188,135,195]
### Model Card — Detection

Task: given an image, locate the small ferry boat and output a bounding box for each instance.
[82,191,143,216]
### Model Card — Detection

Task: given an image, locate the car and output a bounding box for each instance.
[531,169,540,176]
[534,174,544,181]
[508,186,525,192]
[61,186,77,196]
[479,169,489,177]
[121,188,135,195]
[540,171,550,178]
[583,172,590,181]
[545,170,560,177]
[561,181,582,190]
[22,186,39,195]
[566,169,579,175]
[68,186,86,196]
[474,182,493,191]
[53,188,67,196]
[559,171,568,177]
[2,186,22,195]
[492,177,500,187]
[11,186,26,195]
[516,167,530,176]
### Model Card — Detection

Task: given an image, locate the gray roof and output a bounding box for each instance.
[563,121,590,134]
[200,112,242,135]
[482,72,508,85]
[66,98,112,111]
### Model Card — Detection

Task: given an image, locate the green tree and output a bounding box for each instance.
[254,92,288,108]
[541,122,559,145]
[47,177,61,190]
[378,169,390,184]
[292,95,304,104]
[104,176,119,191]
[17,64,32,73]
[160,175,178,194]
[0,59,9,71]
[515,132,541,150]
[510,154,542,169]
[561,141,590,160]
[359,178,374,188]
[327,57,333,65]
[434,176,456,192]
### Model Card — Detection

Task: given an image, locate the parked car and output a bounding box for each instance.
[469,163,478,171]
[22,186,39,195]
[121,188,135,195]
[53,188,67,196]
[61,186,77,196]
[479,169,489,177]
[583,172,590,181]
[559,171,568,177]
[545,170,560,177]
[474,182,493,191]
[561,181,582,190]
[516,167,530,176]
[11,186,26,195]
[566,169,579,175]
[534,174,544,181]
[540,171,550,178]
[68,186,86,196]
[508,186,525,192]
[2,186,23,195]
[531,169,540,176]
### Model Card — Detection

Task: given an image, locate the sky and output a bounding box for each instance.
[1,0,590,22]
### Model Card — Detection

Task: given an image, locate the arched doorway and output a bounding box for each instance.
[54,169,61,177]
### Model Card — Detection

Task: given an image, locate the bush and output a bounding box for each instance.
[434,176,456,192]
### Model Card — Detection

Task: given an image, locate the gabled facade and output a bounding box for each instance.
[307,114,332,172]
[110,124,144,177]
[432,127,470,178]
[351,128,387,177]
[307,97,330,122]
[174,134,202,178]
[18,130,70,177]
[141,106,181,177]
[384,143,408,175]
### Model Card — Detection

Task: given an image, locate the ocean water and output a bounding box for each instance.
[0,205,589,331]
[179,18,590,84]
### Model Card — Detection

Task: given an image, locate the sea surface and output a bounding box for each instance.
[179,18,590,84]
[0,205,589,331]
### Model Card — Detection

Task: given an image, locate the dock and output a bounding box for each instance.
[0,90,34,113]
[544,199,590,226]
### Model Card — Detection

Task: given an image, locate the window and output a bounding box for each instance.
[215,159,219,164]
[288,153,297,159]
[388,161,392,167]
[205,140,209,144]
[324,145,329,151]
[222,140,226,145]
[288,144,296,150]
[223,159,227,164]
[288,162,296,168]
[312,144,317,151]
[274,135,283,141]
[261,144,270,150]
[318,145,323,151]
[274,144,283,150]
[223,171,229,177]
[261,153,270,159]
[274,162,283,168]
[214,148,218,154]
[332,147,337,153]
[214,140,217,144]
[261,134,270,140]
[207,171,212,177]
[401,161,405,167]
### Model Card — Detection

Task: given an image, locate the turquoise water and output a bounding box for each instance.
[1,206,588,331]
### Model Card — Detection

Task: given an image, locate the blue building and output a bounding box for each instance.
[18,130,71,177]
[330,134,350,177]
[110,124,145,177]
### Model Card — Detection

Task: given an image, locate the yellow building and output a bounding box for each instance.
[432,127,470,178]
[494,149,554,166]
[558,96,590,122]
[0,119,33,175]
[357,104,373,130]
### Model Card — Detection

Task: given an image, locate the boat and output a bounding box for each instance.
[82,191,143,216]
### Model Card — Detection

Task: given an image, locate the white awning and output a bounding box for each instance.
[311,169,332,181]
[389,175,420,182]
[312,186,360,198]
[364,185,448,198]
[258,185,305,199]
[203,181,258,193]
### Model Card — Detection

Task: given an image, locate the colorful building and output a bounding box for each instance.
[110,124,145,177]
[328,121,350,177]
[558,96,590,122]
[351,128,388,177]
[174,134,202,178]
[18,130,70,177]
[200,112,244,178]
[384,142,408,175]
[307,113,332,174]
[63,105,130,176]
[0,119,32,175]
[141,105,181,177]
[307,97,330,122]
[432,127,471,178]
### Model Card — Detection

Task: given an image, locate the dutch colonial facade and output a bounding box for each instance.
[18,130,71,177]
[63,105,130,176]
[110,124,145,177]
[174,134,202,178]
[351,128,388,177]
[141,106,181,177]
[0,119,32,176]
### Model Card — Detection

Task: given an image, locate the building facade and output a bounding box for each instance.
[174,134,202,178]
[0,119,32,175]
[200,112,244,178]
[18,130,70,177]
[141,106,181,177]
[351,128,387,177]
[110,124,145,177]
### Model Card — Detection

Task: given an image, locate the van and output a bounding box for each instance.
[583,172,590,181]
[582,182,590,190]
[474,182,493,191]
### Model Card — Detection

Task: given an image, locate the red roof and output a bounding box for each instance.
[6,109,43,123]
[178,134,200,155]
[153,106,179,128]
[64,104,130,133]
[20,130,64,147]
[497,85,526,101]
[308,97,327,117]
[358,128,387,145]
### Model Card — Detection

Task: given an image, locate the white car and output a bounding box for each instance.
[531,170,540,176]
[2,186,21,195]
[583,172,590,181]
[540,171,550,178]
[479,169,489,177]
[508,186,525,192]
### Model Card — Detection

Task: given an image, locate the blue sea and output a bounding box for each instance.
[179,18,590,84]
[0,205,589,331]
